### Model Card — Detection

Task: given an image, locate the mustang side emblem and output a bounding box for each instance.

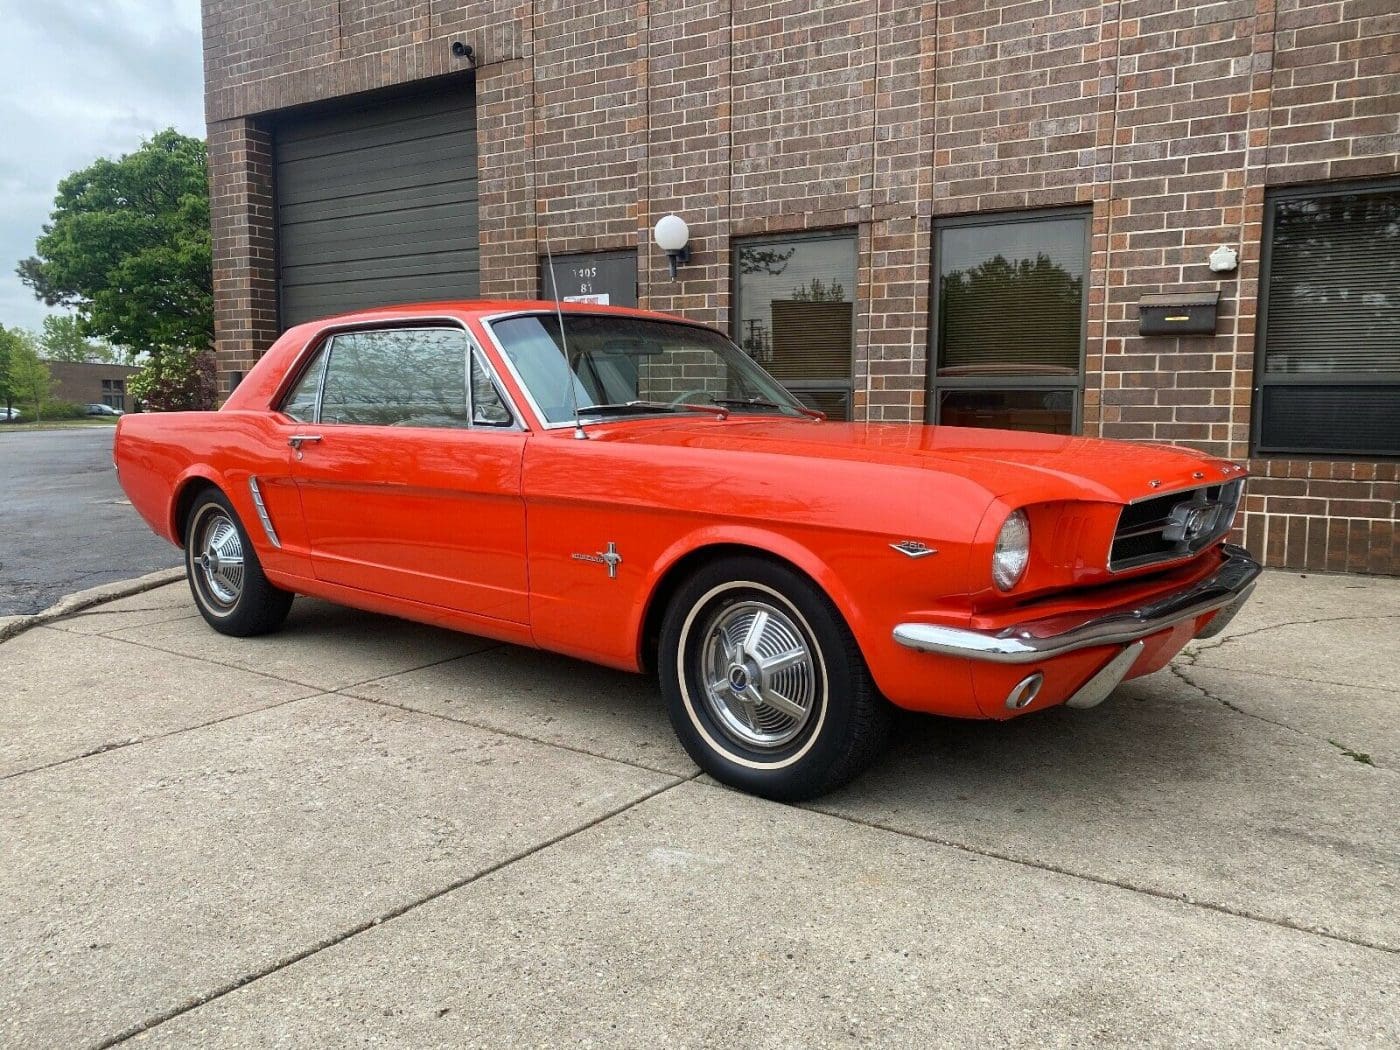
[890,540,938,559]
[572,541,623,578]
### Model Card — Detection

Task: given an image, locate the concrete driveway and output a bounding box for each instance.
[0,427,180,615]
[1,570,1396,1047]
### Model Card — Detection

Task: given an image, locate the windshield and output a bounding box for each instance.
[487,313,809,425]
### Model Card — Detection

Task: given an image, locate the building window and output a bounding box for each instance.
[101,378,125,412]
[930,210,1088,434]
[1256,181,1400,457]
[733,231,857,420]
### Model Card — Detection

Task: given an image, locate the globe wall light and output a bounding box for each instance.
[653,214,691,280]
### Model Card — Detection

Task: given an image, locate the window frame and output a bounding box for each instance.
[275,320,522,431]
[1253,177,1400,459]
[926,207,1091,432]
[730,227,859,419]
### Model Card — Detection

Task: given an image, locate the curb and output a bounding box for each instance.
[0,568,186,644]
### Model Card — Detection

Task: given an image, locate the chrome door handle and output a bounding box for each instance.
[288,434,323,450]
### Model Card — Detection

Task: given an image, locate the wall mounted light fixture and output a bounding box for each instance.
[653,214,691,280]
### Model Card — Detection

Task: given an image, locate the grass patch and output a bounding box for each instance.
[0,418,119,433]
[1328,739,1375,766]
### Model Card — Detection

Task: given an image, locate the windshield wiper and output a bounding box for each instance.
[576,400,728,418]
[708,396,826,420]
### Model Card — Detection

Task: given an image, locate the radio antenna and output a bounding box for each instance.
[543,232,587,440]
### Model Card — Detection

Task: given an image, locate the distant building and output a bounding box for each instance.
[45,361,138,412]
[203,1,1398,574]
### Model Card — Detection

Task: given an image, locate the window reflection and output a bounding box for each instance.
[734,233,857,420]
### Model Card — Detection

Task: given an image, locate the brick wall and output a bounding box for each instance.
[203,0,1399,575]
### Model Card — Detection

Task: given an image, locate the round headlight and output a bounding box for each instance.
[992,509,1031,591]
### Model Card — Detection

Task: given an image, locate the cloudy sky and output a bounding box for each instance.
[0,0,204,333]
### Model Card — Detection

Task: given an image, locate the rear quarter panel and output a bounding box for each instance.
[116,412,309,579]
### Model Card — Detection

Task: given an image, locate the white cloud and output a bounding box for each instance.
[0,0,204,332]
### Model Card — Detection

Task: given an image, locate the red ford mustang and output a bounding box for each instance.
[116,301,1260,799]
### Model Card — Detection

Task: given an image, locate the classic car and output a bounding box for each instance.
[115,301,1261,800]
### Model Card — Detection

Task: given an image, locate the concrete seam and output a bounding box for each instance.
[0,570,185,645]
[0,691,322,784]
[343,689,695,780]
[812,805,1398,957]
[97,775,695,1049]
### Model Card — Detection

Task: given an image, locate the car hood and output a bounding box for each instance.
[583,418,1238,505]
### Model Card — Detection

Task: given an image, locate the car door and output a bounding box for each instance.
[288,325,529,623]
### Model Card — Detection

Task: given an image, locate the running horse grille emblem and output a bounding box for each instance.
[1162,499,1218,549]
[572,541,623,579]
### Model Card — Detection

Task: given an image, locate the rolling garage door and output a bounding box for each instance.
[275,82,479,327]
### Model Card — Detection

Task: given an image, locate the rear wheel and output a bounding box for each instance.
[659,556,891,801]
[184,489,293,636]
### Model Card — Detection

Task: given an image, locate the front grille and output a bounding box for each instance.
[1110,480,1243,572]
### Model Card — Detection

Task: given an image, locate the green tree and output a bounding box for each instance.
[6,331,54,421]
[39,313,117,363]
[0,325,22,415]
[18,129,214,408]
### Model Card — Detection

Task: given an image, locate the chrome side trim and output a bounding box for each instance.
[247,476,281,549]
[892,545,1261,664]
[1064,640,1145,709]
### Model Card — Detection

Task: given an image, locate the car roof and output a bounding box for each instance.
[286,299,696,333]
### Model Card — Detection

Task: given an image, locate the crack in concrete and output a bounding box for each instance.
[96,775,695,1049]
[1169,660,1390,773]
[1186,613,1400,659]
[1168,662,1311,740]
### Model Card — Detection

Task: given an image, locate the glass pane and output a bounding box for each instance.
[735,235,856,383]
[1259,384,1400,455]
[792,388,851,422]
[937,216,1086,375]
[1264,186,1400,374]
[320,328,469,428]
[938,389,1075,434]
[471,353,512,426]
[489,314,807,425]
[281,349,326,422]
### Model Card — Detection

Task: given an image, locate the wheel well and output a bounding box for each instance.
[172,479,219,548]
[638,543,825,675]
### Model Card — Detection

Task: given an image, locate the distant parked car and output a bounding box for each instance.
[1,406,21,422]
[85,404,124,417]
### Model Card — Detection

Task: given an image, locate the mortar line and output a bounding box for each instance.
[811,805,1397,957]
[342,690,696,780]
[97,775,695,1049]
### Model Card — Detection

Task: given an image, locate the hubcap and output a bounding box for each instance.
[700,599,816,750]
[194,510,245,608]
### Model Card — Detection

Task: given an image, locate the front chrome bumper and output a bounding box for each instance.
[892,545,1262,665]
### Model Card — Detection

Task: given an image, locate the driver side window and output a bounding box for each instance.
[280,327,515,429]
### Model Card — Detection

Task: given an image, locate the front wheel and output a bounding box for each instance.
[184,489,293,636]
[659,556,891,801]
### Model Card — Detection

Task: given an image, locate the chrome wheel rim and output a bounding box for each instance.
[699,599,817,750]
[193,508,244,609]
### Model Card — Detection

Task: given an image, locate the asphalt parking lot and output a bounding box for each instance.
[0,427,180,615]
[1,569,1396,1047]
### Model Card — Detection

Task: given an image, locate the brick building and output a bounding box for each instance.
[45,361,139,412]
[203,0,1399,574]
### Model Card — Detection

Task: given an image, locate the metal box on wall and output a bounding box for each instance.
[1137,292,1220,336]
